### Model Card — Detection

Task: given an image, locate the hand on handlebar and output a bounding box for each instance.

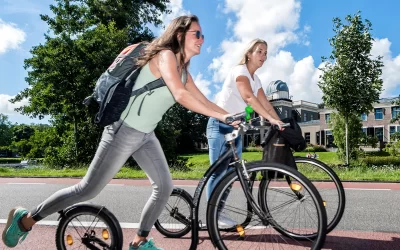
[270,119,286,131]
[222,113,241,127]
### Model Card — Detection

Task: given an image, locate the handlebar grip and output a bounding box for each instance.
[225,112,246,124]
[273,123,291,130]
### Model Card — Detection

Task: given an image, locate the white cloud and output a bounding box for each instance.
[0,94,28,115]
[210,0,319,102]
[193,73,212,98]
[0,19,26,54]
[0,94,49,124]
[158,0,190,33]
[371,38,400,97]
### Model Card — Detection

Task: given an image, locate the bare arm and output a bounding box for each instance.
[256,88,281,120]
[156,50,225,121]
[236,76,282,125]
[184,73,229,115]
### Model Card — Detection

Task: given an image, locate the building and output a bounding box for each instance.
[246,80,399,149]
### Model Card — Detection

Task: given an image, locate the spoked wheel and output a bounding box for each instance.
[56,205,122,250]
[294,157,346,233]
[207,162,327,250]
[154,188,193,238]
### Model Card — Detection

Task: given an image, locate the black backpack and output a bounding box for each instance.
[261,117,305,178]
[83,43,168,127]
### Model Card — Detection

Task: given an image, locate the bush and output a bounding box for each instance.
[243,146,263,152]
[362,156,400,167]
[0,158,21,164]
[303,144,327,152]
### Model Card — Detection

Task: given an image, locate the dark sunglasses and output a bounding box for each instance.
[187,30,204,40]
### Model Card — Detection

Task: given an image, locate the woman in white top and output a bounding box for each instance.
[206,38,283,207]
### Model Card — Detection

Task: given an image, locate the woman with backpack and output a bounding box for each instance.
[206,39,284,224]
[2,15,238,250]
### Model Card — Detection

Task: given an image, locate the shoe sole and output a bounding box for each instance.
[2,207,21,247]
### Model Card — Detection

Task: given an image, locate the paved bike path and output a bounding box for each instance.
[0,224,399,250]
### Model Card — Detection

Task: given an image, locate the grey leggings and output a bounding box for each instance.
[30,120,173,237]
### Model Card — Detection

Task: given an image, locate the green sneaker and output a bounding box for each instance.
[129,238,163,250]
[2,207,30,248]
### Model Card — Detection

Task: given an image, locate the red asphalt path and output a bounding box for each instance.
[0,224,400,250]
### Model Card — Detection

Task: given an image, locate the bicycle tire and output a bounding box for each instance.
[207,162,327,250]
[154,188,193,238]
[293,156,346,233]
[55,204,122,250]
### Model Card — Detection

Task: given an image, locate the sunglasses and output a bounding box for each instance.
[187,30,204,40]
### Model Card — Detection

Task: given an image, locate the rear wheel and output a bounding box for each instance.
[294,156,346,233]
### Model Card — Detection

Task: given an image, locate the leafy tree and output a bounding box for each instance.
[10,0,170,166]
[318,11,384,165]
[0,114,13,147]
[329,113,363,160]
[360,134,379,149]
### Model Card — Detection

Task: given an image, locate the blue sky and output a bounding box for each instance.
[1,0,400,124]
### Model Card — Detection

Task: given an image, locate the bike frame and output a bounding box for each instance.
[188,128,266,250]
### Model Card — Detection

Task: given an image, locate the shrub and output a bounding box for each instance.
[303,144,327,152]
[362,156,400,167]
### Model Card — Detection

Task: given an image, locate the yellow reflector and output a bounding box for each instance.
[236,225,245,237]
[66,235,73,245]
[323,201,327,207]
[102,229,110,240]
[290,183,302,191]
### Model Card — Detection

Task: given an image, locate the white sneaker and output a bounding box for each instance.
[218,214,236,227]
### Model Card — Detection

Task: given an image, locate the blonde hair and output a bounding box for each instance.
[136,15,200,71]
[239,39,268,65]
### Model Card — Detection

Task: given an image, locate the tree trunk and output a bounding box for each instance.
[345,116,349,166]
[73,116,78,158]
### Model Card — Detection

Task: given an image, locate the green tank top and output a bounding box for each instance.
[120,63,186,133]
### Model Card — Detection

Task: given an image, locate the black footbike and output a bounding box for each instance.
[155,112,328,250]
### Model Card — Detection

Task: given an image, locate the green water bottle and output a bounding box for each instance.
[245,105,254,121]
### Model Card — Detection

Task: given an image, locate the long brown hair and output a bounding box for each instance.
[136,15,200,71]
[239,39,268,65]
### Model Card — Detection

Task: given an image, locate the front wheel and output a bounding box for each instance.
[207,162,327,250]
[55,204,122,250]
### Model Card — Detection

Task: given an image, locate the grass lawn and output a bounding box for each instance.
[1,152,400,182]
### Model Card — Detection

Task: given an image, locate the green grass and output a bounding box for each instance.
[1,152,400,181]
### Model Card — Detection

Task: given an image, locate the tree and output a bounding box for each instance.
[318,11,384,165]
[0,114,13,147]
[329,113,363,160]
[10,0,170,166]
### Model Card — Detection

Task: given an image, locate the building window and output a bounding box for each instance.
[362,128,367,135]
[390,126,400,139]
[374,108,383,120]
[361,113,367,121]
[305,132,310,144]
[375,127,383,141]
[303,113,307,121]
[325,113,331,123]
[392,107,400,119]
[311,114,314,120]
[284,110,288,118]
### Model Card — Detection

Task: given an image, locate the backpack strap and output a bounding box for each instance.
[131,78,166,97]
[181,68,187,85]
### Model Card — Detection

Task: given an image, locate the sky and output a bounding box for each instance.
[1,0,400,124]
